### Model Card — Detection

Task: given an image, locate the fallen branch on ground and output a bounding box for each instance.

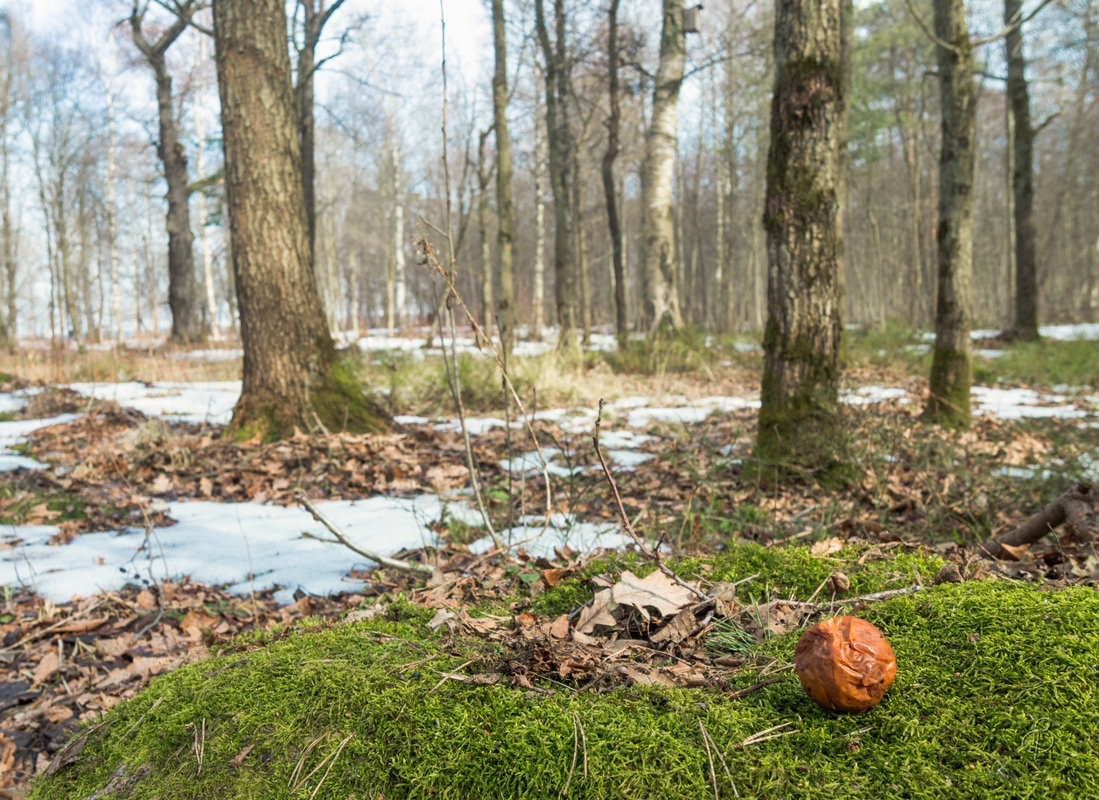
[297,494,435,576]
[979,483,1094,560]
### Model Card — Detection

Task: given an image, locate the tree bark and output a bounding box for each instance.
[924,0,976,428]
[491,0,515,361]
[1004,0,1039,341]
[602,0,628,350]
[641,0,686,335]
[193,33,221,341]
[532,64,547,342]
[477,128,493,334]
[213,0,388,439]
[130,2,203,345]
[535,0,580,355]
[757,0,849,466]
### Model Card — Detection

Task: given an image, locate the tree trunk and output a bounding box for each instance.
[1004,0,1039,341]
[641,0,686,335]
[535,0,580,355]
[477,129,493,334]
[924,0,976,428]
[130,4,203,345]
[391,141,407,331]
[533,64,547,342]
[491,0,515,361]
[757,0,849,465]
[194,33,221,341]
[602,0,628,349]
[103,67,122,342]
[212,0,388,440]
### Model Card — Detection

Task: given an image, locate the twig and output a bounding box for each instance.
[727,675,784,699]
[786,585,921,610]
[735,721,797,749]
[427,658,475,694]
[562,714,579,796]
[593,399,710,602]
[417,239,556,535]
[700,720,738,799]
[289,733,327,791]
[699,718,719,800]
[298,494,434,576]
[309,733,354,800]
[117,696,164,744]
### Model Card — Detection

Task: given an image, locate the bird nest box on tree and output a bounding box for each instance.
[684,4,703,34]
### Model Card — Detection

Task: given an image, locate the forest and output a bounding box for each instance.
[0,0,1097,798]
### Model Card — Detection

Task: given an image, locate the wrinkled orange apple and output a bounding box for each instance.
[794,616,896,713]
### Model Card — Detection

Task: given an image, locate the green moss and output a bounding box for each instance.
[532,543,944,619]
[925,345,972,429]
[310,357,390,436]
[32,579,1099,800]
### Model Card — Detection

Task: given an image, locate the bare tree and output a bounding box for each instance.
[923,0,977,427]
[129,0,204,344]
[212,0,388,438]
[641,0,687,334]
[602,0,628,349]
[491,0,516,360]
[534,0,581,354]
[1002,0,1039,341]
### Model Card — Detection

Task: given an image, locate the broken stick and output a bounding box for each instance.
[979,483,1094,559]
[298,494,435,576]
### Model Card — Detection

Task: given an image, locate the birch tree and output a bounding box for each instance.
[641,0,687,334]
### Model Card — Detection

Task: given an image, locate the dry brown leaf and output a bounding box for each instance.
[32,651,59,686]
[810,537,844,557]
[650,608,697,644]
[575,588,617,634]
[548,614,570,639]
[611,570,696,621]
[229,743,255,766]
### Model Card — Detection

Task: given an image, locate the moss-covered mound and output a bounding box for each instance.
[31,579,1099,799]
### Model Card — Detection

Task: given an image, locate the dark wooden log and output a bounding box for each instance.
[980,483,1094,559]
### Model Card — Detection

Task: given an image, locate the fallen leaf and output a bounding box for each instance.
[425,608,457,632]
[810,537,844,557]
[611,570,696,621]
[548,614,569,639]
[650,608,697,644]
[32,652,60,686]
[575,588,617,634]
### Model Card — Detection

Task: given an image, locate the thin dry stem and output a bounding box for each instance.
[593,398,710,601]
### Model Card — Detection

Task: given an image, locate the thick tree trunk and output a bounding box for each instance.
[757,0,849,465]
[602,0,628,349]
[1004,0,1039,341]
[535,0,580,355]
[924,0,976,428]
[213,0,388,440]
[491,0,515,361]
[130,5,202,345]
[641,0,686,335]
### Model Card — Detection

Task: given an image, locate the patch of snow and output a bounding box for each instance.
[607,449,655,468]
[0,413,80,472]
[971,386,1087,420]
[3,496,484,606]
[166,348,242,362]
[841,386,910,405]
[468,517,630,559]
[974,349,1006,359]
[67,381,240,425]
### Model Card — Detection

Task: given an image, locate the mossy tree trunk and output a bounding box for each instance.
[491,0,516,362]
[1004,0,1039,342]
[130,2,203,346]
[924,0,976,428]
[641,0,686,336]
[213,0,388,441]
[534,0,581,356]
[756,0,849,466]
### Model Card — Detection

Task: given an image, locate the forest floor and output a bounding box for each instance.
[1,325,1097,798]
